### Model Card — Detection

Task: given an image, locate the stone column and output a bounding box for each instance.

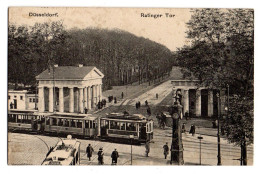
[84,87,87,109]
[79,87,84,113]
[91,85,95,107]
[87,86,91,110]
[38,86,45,112]
[99,84,102,101]
[69,87,74,113]
[49,87,54,112]
[208,90,214,117]
[95,85,99,103]
[184,89,189,114]
[59,87,64,113]
[195,89,201,117]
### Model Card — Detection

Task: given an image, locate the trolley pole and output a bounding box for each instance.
[130,135,134,165]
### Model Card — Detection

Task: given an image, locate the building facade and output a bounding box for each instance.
[36,65,104,114]
[171,67,226,117]
[8,90,38,111]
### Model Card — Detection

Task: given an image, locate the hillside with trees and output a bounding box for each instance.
[8,22,175,90]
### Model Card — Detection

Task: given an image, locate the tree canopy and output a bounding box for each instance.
[8,22,175,90]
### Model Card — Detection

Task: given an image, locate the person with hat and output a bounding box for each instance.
[111,149,119,165]
[86,144,94,161]
[97,147,104,165]
[163,142,169,159]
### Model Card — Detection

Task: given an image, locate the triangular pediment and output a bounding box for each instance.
[83,67,104,80]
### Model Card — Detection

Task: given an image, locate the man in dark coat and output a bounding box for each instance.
[163,142,169,159]
[86,144,94,161]
[189,124,196,136]
[111,149,119,165]
[145,141,150,157]
[97,147,104,165]
[147,106,151,116]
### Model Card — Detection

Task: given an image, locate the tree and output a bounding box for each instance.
[176,9,253,165]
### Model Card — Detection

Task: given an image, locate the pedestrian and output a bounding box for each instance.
[181,123,186,133]
[121,92,124,99]
[136,102,138,110]
[84,107,88,114]
[156,93,159,100]
[161,112,166,129]
[163,142,169,159]
[145,141,150,157]
[86,144,94,161]
[114,97,117,104]
[10,102,13,109]
[189,124,196,136]
[97,147,104,165]
[138,101,141,108]
[145,100,148,106]
[111,149,119,165]
[147,106,151,116]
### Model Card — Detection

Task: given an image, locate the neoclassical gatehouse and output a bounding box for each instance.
[36,65,104,114]
[171,67,226,117]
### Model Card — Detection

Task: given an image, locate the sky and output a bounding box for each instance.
[9,7,192,51]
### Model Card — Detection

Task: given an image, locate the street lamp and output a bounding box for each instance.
[130,135,134,165]
[216,93,222,165]
[198,136,203,165]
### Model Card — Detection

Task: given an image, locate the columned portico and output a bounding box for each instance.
[36,66,104,114]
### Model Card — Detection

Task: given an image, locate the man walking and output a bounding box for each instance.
[86,144,94,161]
[111,149,119,165]
[97,147,104,165]
[163,142,169,159]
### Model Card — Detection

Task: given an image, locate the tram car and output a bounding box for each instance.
[8,110,45,132]
[44,113,98,138]
[42,135,81,165]
[99,113,153,143]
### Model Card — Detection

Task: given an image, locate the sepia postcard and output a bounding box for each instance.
[7,7,254,166]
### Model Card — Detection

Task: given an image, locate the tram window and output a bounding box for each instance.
[77,121,82,128]
[71,120,76,127]
[58,118,63,126]
[52,118,57,126]
[85,121,89,128]
[93,121,96,128]
[46,118,50,125]
[126,123,136,131]
[89,121,93,129]
[110,121,120,130]
[64,119,69,127]
[120,122,126,130]
[17,115,22,123]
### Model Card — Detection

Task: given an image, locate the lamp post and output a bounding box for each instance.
[198,136,203,165]
[216,93,221,165]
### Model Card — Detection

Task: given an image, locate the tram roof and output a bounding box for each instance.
[103,113,147,121]
[46,113,97,120]
[43,138,80,165]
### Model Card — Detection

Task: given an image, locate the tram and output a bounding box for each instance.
[99,113,153,143]
[42,135,81,165]
[8,110,45,132]
[44,113,98,138]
